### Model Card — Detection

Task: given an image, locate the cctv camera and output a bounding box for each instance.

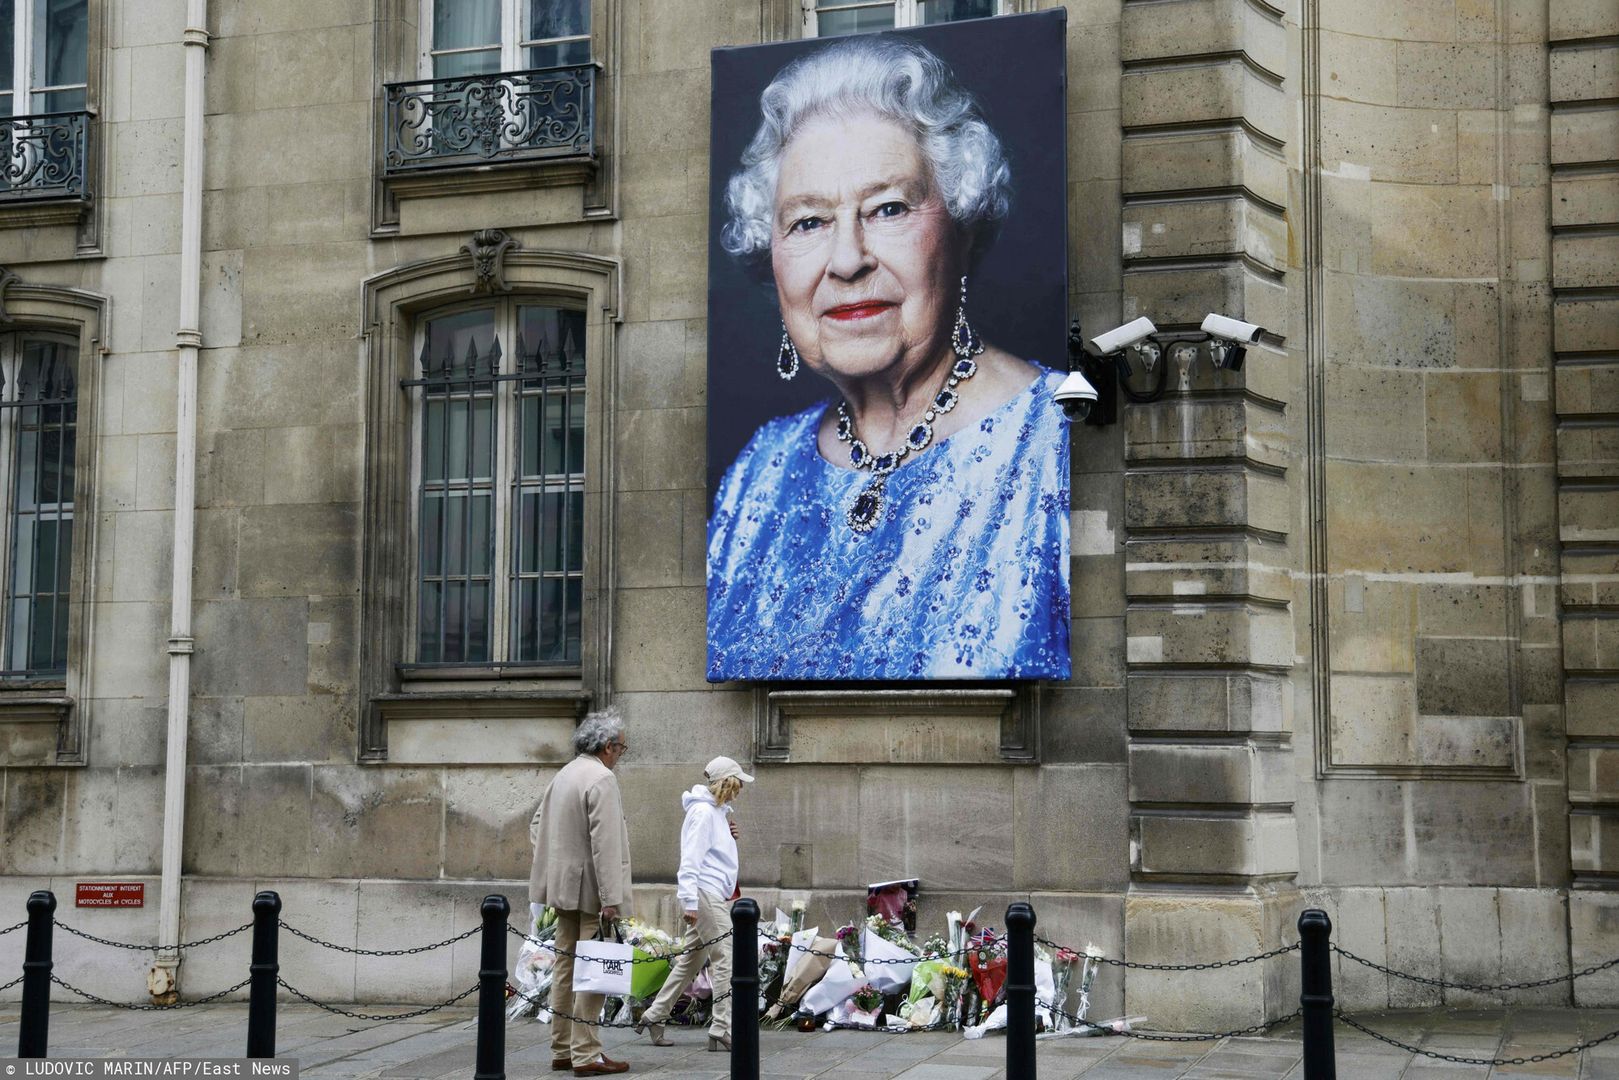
[1201,313,1265,343]
[1054,368,1099,423]
[1089,316,1157,356]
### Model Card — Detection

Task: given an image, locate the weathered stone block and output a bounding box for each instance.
[1042,686,1128,764]
[1328,578,1417,673]
[1551,107,1619,166]
[1122,128,1288,206]
[615,585,708,693]
[1014,764,1129,890]
[1550,42,1619,102]
[1127,602,1292,669]
[309,767,445,880]
[1133,809,1295,878]
[241,764,314,877]
[191,597,311,698]
[1123,0,1284,73]
[1123,889,1293,1029]
[1554,232,1619,289]
[1128,671,1289,733]
[1498,888,1571,1005]
[730,765,861,889]
[1122,62,1286,142]
[1125,464,1288,533]
[1320,100,1458,184]
[858,765,1018,890]
[1129,742,1291,805]
[1571,891,1619,1005]
[1415,636,1513,716]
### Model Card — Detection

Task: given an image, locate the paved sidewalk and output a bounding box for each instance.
[2,1004,1618,1078]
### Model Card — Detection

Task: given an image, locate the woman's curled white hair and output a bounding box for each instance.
[573,706,625,756]
[722,34,1011,260]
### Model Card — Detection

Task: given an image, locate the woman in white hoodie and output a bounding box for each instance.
[634,755,753,1052]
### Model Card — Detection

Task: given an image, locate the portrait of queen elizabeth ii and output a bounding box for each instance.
[705,14,1071,682]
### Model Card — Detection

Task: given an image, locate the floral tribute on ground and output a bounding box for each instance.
[509,884,1142,1037]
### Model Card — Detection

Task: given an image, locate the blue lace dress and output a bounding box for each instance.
[706,367,1071,681]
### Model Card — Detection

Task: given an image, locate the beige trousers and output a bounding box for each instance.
[639,890,734,1039]
[550,908,606,1066]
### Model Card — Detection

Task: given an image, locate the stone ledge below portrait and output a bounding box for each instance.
[371,692,589,765]
[756,687,1038,765]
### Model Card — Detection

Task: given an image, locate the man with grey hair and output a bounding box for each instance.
[529,707,633,1076]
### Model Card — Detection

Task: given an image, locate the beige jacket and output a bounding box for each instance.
[528,754,633,915]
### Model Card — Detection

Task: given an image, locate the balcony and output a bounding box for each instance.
[382,64,596,187]
[0,111,92,207]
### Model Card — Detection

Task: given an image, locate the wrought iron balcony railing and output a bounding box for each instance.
[383,64,596,176]
[0,111,92,202]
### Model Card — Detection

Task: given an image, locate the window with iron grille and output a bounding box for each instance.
[808,0,1003,35]
[0,0,91,201]
[0,331,75,680]
[405,301,585,668]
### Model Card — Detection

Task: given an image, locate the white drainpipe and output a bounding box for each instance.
[150,0,209,1002]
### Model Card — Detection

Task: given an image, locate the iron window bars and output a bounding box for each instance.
[0,111,91,201]
[0,336,76,679]
[402,305,585,668]
[382,63,595,175]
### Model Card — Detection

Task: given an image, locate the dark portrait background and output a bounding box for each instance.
[705,10,1069,504]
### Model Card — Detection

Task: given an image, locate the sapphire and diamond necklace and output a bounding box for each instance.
[835,294,985,534]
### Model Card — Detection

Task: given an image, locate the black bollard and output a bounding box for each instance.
[1298,909,1337,1079]
[731,898,760,1080]
[18,889,55,1058]
[247,890,282,1058]
[474,894,510,1080]
[1005,902,1037,1080]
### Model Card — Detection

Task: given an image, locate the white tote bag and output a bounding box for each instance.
[572,934,635,997]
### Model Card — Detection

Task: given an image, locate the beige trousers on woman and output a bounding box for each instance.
[640,890,733,1038]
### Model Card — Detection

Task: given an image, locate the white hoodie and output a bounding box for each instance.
[676,785,738,912]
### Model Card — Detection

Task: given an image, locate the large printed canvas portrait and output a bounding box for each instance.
[705,11,1070,682]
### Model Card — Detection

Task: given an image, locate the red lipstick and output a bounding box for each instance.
[823,301,896,321]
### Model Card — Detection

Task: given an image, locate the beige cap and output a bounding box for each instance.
[704,755,755,784]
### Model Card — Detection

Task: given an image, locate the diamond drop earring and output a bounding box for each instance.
[949,275,984,360]
[776,321,800,380]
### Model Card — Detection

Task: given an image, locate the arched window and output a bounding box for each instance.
[406,300,586,666]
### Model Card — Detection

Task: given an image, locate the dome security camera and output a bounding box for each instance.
[1054,368,1099,423]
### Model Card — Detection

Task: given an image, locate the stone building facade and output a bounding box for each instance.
[0,0,1614,1029]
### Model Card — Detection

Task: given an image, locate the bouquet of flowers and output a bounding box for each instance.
[861,914,921,993]
[898,960,968,1029]
[619,918,679,1001]
[966,928,1008,1009]
[506,906,560,1022]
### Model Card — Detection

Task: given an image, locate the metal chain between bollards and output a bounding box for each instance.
[0,919,26,937]
[1335,1011,1619,1065]
[281,921,481,956]
[53,920,254,953]
[51,975,253,1011]
[1332,943,1619,993]
[1036,935,1299,971]
[276,976,481,1021]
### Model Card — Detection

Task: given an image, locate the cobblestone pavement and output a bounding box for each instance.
[3,1005,1619,1078]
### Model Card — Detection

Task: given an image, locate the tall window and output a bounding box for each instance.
[0,0,88,115]
[0,332,75,679]
[407,302,585,667]
[810,0,999,36]
[424,0,590,77]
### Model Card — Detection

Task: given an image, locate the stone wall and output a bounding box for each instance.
[0,0,1609,1027]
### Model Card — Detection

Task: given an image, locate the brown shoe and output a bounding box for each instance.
[573,1056,630,1076]
[551,1058,572,1072]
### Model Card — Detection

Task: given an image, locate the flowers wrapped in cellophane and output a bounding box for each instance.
[506,906,560,1022]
